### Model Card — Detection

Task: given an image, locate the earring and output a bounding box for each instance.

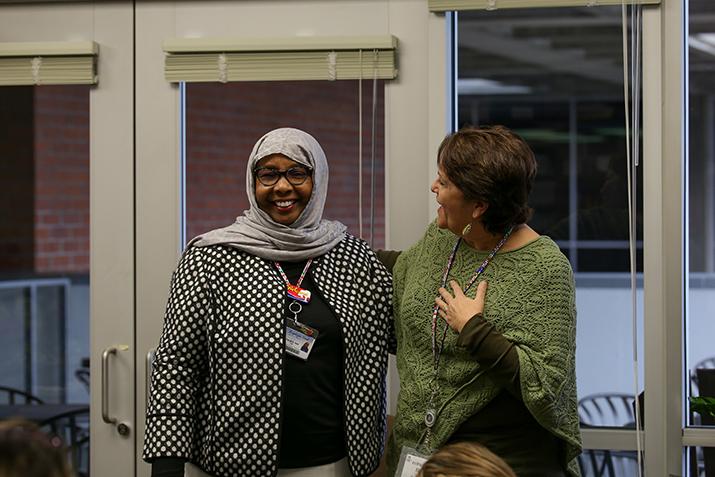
[461,223,472,236]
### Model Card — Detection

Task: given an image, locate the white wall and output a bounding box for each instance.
[576,281,715,400]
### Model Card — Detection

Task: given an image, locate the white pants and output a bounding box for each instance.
[277,458,351,477]
[185,458,351,477]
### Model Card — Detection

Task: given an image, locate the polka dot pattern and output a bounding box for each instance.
[143,235,392,477]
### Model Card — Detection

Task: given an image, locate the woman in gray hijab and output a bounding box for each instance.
[143,128,393,477]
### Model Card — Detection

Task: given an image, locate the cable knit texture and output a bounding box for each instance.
[388,222,581,476]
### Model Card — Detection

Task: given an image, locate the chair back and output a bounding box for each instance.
[40,408,90,477]
[75,368,90,393]
[0,385,44,404]
[579,393,636,428]
[690,356,715,396]
[578,450,639,477]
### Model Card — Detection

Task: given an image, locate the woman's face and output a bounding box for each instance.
[254,154,313,226]
[431,165,477,235]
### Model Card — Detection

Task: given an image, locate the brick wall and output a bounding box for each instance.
[186,80,386,248]
[33,85,90,274]
[0,80,385,278]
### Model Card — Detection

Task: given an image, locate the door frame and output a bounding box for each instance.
[0,2,137,476]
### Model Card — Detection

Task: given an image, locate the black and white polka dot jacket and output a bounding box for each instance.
[143,235,394,477]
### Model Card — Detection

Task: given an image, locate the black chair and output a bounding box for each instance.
[75,368,90,394]
[578,393,640,477]
[695,368,715,477]
[578,449,640,477]
[688,357,715,477]
[0,385,44,405]
[578,393,636,428]
[691,356,715,397]
[40,407,90,477]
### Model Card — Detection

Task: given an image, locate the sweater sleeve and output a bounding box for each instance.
[375,249,402,274]
[456,313,521,397]
[369,247,397,355]
[143,246,211,462]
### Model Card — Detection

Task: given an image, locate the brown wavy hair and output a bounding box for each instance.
[0,419,72,477]
[437,125,537,235]
[417,442,517,477]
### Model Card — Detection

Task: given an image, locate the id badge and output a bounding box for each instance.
[285,319,319,360]
[396,445,430,477]
[286,284,311,304]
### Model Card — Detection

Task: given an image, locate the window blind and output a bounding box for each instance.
[163,36,398,83]
[0,41,98,86]
[429,0,659,12]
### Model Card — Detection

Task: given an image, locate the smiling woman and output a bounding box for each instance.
[143,127,394,477]
[387,125,580,477]
[254,154,314,225]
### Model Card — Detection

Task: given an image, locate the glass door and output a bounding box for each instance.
[0,3,136,477]
[132,3,444,476]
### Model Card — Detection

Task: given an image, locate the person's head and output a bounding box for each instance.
[417,442,517,477]
[247,128,327,227]
[431,125,537,236]
[0,419,72,477]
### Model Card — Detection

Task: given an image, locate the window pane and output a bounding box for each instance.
[0,85,90,476]
[457,6,644,428]
[0,85,90,403]
[685,446,715,477]
[184,80,385,248]
[686,0,715,429]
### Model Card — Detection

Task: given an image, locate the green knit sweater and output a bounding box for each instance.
[387,222,582,476]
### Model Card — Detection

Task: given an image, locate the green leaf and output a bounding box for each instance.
[690,396,715,418]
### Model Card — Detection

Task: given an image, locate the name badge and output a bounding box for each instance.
[286,284,311,304]
[396,445,430,477]
[285,319,318,361]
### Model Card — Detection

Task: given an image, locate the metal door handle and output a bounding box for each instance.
[101,345,131,436]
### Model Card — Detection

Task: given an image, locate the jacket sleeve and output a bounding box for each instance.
[369,248,396,355]
[457,313,521,397]
[143,246,211,462]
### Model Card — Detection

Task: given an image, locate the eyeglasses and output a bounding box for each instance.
[254,166,312,186]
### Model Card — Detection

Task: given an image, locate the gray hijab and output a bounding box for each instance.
[191,127,347,261]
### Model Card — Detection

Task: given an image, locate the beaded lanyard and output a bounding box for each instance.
[422,226,513,451]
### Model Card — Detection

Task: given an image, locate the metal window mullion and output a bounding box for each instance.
[683,428,715,447]
[61,282,69,403]
[581,428,644,451]
[642,2,685,475]
[29,284,38,396]
[0,278,73,289]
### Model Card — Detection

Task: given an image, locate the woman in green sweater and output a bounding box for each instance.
[385,125,582,477]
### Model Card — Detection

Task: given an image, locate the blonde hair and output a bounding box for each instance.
[0,419,72,477]
[417,442,517,477]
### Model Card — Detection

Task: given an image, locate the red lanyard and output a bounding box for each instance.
[274,259,312,288]
[274,259,313,304]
